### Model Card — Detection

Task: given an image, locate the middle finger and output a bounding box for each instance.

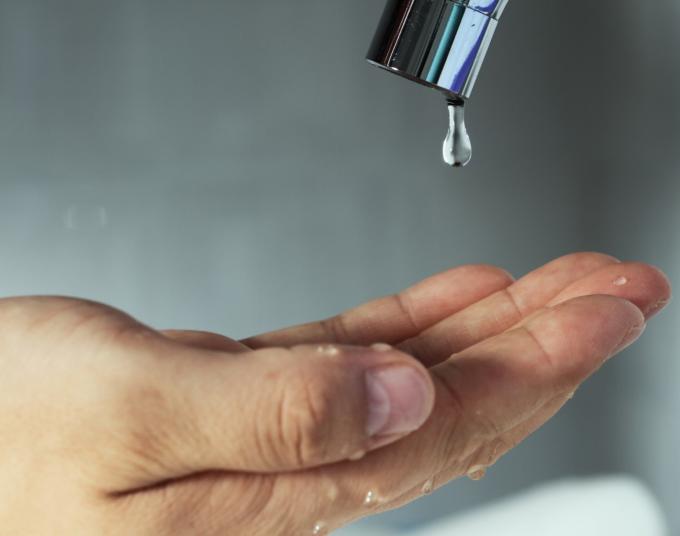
[399,256,668,367]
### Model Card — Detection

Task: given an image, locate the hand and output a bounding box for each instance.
[0,253,670,535]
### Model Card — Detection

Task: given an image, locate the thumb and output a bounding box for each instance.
[114,342,435,490]
[237,344,435,470]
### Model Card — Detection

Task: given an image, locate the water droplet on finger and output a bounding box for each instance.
[317,345,340,357]
[312,522,328,535]
[613,276,629,287]
[326,482,339,501]
[467,465,487,481]
[363,488,388,508]
[421,478,434,495]
[349,450,366,461]
[364,490,377,506]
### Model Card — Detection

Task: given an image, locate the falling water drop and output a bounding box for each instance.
[443,99,472,167]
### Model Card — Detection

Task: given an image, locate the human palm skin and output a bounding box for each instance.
[0,253,670,535]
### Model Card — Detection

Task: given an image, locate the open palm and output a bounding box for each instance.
[156,252,669,533]
[0,253,669,534]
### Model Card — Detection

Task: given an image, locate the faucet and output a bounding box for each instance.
[367,0,510,167]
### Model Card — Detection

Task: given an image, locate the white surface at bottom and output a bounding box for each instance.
[339,476,668,536]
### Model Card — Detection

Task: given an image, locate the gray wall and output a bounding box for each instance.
[0,0,678,532]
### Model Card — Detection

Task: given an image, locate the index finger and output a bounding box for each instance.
[243,264,514,348]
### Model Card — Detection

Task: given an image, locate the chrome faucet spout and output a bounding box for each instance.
[367,0,509,101]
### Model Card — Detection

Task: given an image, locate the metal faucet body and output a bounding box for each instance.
[367,0,509,101]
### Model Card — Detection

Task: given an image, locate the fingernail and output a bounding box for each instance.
[365,366,432,437]
[614,323,647,354]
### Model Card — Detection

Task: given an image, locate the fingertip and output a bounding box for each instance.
[638,263,672,318]
[617,262,672,318]
[647,263,672,294]
[551,262,672,320]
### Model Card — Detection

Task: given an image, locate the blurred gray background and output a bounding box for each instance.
[0,0,678,533]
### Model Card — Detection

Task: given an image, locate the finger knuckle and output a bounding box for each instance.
[0,297,148,359]
[272,371,334,468]
[469,264,515,286]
